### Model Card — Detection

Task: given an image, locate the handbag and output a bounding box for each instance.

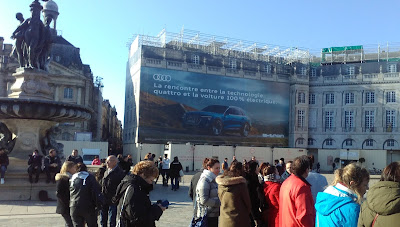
[179,169,185,177]
[116,185,132,227]
[190,213,208,227]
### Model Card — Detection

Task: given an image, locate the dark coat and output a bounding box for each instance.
[66,155,83,164]
[0,153,9,166]
[69,171,102,213]
[169,161,183,178]
[55,173,70,214]
[245,172,262,221]
[216,175,251,227]
[44,155,61,169]
[358,181,400,227]
[101,166,125,205]
[28,154,42,168]
[114,174,163,227]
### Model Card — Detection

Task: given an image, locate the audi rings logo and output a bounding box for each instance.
[153,74,171,82]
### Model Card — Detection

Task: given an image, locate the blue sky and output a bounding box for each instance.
[1,0,400,127]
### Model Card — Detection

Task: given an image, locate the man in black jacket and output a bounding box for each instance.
[44,149,61,183]
[28,149,42,183]
[66,149,83,164]
[70,163,103,227]
[101,155,126,227]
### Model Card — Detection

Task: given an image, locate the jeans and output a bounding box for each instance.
[100,205,117,227]
[44,166,60,181]
[70,207,97,227]
[171,177,179,190]
[0,165,7,178]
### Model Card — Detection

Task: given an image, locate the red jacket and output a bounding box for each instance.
[263,181,281,227]
[279,174,315,227]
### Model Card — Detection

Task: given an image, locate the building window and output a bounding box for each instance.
[386,91,396,103]
[386,110,396,130]
[310,68,317,77]
[326,93,335,104]
[309,93,316,105]
[365,110,375,130]
[345,111,354,129]
[326,139,333,146]
[297,138,304,145]
[308,138,314,146]
[387,139,395,147]
[366,139,374,147]
[365,92,375,104]
[300,67,307,76]
[264,64,272,73]
[229,59,237,69]
[345,92,355,104]
[297,110,305,128]
[348,66,355,75]
[388,64,397,73]
[298,92,306,104]
[64,88,73,99]
[345,139,353,146]
[192,54,200,65]
[325,111,334,129]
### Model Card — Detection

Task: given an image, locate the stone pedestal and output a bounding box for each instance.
[8,68,52,101]
[1,119,56,158]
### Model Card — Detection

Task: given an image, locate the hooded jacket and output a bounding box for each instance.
[315,183,360,227]
[195,169,220,218]
[358,181,400,227]
[69,171,102,212]
[263,176,281,227]
[113,174,163,227]
[216,175,251,227]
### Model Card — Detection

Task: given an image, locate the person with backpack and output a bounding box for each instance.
[114,160,166,227]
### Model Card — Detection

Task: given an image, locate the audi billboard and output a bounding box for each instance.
[138,66,289,146]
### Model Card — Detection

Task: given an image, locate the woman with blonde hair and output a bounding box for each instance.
[114,160,166,227]
[358,161,400,226]
[55,161,77,227]
[315,163,369,227]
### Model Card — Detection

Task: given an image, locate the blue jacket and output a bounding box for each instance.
[315,184,360,227]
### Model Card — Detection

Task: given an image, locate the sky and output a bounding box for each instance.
[1,0,400,127]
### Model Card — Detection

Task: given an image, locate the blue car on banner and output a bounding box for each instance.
[182,105,251,137]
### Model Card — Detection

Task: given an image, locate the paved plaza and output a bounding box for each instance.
[0,173,380,227]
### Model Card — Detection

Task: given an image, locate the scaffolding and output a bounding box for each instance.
[127,28,312,64]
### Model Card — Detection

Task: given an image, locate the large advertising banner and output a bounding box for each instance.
[138,66,289,146]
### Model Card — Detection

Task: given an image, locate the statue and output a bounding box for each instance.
[10,0,53,71]
[41,126,64,157]
[0,123,16,152]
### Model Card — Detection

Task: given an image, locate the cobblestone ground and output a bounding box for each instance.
[0,174,380,227]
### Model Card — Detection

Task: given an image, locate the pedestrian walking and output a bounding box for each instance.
[358,161,400,227]
[169,156,183,191]
[114,161,166,227]
[195,158,221,227]
[216,161,251,227]
[262,165,281,227]
[100,155,126,227]
[55,161,77,227]
[315,163,369,227]
[279,155,315,227]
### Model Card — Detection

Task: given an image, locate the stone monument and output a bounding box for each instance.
[0,0,92,159]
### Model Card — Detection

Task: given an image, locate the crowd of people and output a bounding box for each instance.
[188,156,400,227]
